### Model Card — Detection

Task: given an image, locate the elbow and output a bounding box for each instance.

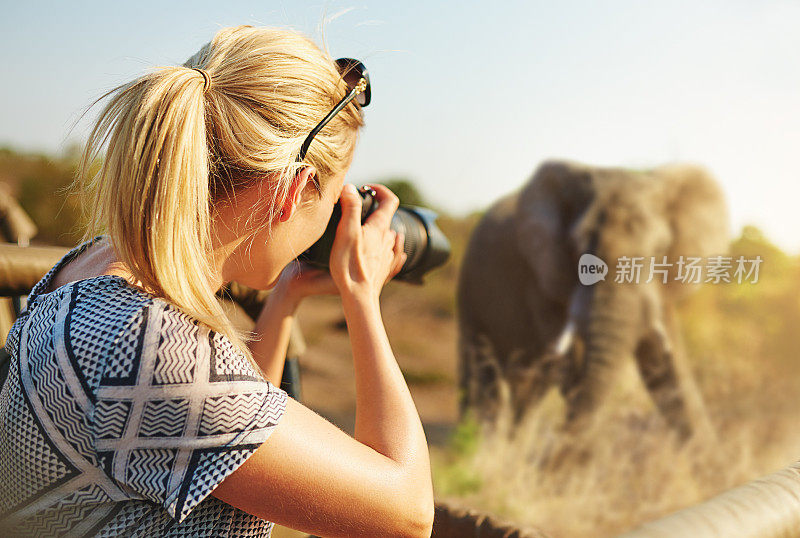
[413,500,435,538]
[397,494,434,538]
[386,459,434,537]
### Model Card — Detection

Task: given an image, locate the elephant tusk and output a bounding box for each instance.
[552,319,576,356]
[651,320,672,355]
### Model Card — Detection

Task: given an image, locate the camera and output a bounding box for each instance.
[299,185,450,284]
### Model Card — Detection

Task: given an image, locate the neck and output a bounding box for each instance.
[99,235,240,297]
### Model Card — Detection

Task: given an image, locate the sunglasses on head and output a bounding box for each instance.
[298,58,371,186]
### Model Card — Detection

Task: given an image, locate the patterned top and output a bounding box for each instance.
[0,236,288,537]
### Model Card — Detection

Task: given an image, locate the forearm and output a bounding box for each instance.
[248,287,298,386]
[342,293,432,503]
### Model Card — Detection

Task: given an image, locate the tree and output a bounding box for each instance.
[368,177,427,207]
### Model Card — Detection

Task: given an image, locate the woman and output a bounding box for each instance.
[0,25,434,537]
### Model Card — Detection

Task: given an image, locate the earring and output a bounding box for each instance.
[280,209,285,218]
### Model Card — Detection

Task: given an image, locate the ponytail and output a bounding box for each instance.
[78,66,248,360]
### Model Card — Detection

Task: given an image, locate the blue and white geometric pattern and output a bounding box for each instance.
[154,307,200,385]
[0,236,288,537]
[210,331,263,382]
[93,400,132,440]
[139,399,190,437]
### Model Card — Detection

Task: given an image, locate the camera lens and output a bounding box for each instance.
[299,186,450,284]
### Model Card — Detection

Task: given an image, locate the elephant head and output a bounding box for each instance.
[514,160,728,437]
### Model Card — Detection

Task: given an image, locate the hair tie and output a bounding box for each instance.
[191,67,212,94]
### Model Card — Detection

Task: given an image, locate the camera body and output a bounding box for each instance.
[299,185,450,284]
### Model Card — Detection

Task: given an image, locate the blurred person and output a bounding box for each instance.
[0,25,433,538]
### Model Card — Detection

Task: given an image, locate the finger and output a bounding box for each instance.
[395,230,405,255]
[386,250,407,284]
[363,184,400,231]
[382,234,401,282]
[383,229,396,250]
[336,183,363,244]
[392,233,407,276]
[391,250,407,278]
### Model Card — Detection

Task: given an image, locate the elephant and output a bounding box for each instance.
[457,160,729,440]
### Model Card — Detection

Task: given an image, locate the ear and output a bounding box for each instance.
[658,164,730,296]
[659,164,729,261]
[277,166,317,222]
[515,160,593,299]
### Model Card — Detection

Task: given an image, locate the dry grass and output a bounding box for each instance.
[432,384,800,537]
[431,225,800,537]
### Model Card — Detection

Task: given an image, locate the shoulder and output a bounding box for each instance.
[62,276,286,427]
[61,275,154,392]
[67,277,276,392]
[150,298,269,386]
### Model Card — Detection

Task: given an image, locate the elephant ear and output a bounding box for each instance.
[515,160,594,301]
[659,164,730,295]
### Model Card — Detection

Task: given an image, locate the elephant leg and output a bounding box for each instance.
[508,347,554,425]
[633,329,692,440]
[456,331,478,419]
[634,321,714,442]
[458,332,511,428]
[459,335,554,429]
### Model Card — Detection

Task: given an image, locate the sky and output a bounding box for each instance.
[1,1,798,253]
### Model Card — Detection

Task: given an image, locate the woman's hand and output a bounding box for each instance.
[271,260,339,311]
[329,184,407,305]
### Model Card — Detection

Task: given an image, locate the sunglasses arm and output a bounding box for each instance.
[297,87,360,162]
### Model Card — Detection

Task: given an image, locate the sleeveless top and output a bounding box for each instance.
[0,237,288,537]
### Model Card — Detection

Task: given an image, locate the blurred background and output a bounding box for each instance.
[1,1,799,536]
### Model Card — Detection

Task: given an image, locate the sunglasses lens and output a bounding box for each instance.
[355,87,368,106]
[341,66,361,88]
[355,83,368,107]
[336,58,370,107]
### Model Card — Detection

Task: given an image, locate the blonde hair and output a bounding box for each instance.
[76,25,364,367]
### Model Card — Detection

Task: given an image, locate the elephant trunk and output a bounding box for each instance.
[564,281,642,422]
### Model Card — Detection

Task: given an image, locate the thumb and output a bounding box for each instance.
[337,183,362,240]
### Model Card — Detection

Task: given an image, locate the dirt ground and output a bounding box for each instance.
[290,288,460,445]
